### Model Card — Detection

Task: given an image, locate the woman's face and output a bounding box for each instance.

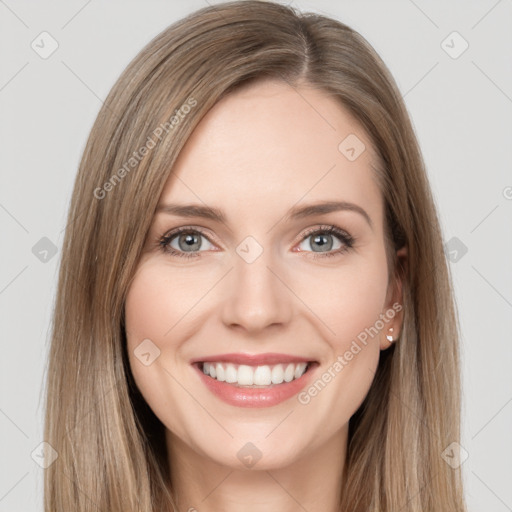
[125,79,405,471]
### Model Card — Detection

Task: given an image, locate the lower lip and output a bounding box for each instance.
[192,362,318,408]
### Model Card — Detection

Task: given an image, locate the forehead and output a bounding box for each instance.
[160,80,383,228]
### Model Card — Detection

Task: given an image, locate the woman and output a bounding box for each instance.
[44,1,467,510]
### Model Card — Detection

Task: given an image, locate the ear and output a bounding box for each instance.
[380,245,407,351]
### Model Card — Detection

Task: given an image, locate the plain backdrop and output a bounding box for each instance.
[1,1,511,510]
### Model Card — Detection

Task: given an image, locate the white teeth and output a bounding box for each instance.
[284,363,295,382]
[238,365,254,385]
[202,361,309,386]
[253,365,272,385]
[225,364,237,383]
[294,364,305,379]
[215,363,225,382]
[271,364,284,384]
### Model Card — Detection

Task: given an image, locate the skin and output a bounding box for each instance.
[125,79,407,512]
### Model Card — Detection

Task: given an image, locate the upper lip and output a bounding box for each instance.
[190,352,316,366]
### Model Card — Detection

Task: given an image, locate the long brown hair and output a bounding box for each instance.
[43,1,467,510]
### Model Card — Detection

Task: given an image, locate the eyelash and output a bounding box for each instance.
[157,224,355,260]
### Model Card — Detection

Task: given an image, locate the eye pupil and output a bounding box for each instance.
[179,233,201,251]
[311,234,333,252]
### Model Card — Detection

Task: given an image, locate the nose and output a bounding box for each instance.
[220,245,294,335]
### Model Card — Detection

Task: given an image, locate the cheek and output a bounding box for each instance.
[124,261,206,349]
[292,250,390,348]
[123,263,207,438]
[331,272,388,345]
[124,262,190,388]
[125,266,171,345]
[292,265,388,434]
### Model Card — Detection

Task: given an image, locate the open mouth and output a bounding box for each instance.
[194,361,318,388]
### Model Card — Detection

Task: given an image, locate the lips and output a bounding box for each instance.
[190,353,320,408]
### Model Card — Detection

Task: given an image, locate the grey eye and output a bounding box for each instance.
[298,232,343,253]
[170,232,213,253]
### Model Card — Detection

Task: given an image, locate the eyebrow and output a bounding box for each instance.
[156,200,373,230]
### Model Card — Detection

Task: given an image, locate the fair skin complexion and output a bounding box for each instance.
[125,79,406,512]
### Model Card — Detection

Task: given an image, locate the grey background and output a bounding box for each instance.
[1,0,511,510]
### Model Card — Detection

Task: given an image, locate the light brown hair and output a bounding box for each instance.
[44,1,467,510]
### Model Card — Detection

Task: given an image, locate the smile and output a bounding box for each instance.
[191,357,319,408]
[201,361,310,387]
